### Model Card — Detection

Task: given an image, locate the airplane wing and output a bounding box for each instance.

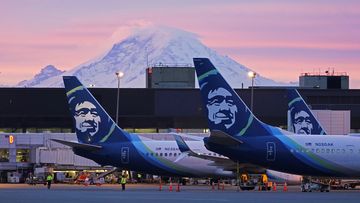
[51,139,102,151]
[172,133,265,173]
[207,130,243,146]
[172,133,230,162]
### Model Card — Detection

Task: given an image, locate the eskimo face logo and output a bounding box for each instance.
[292,110,313,135]
[74,101,101,137]
[207,87,238,129]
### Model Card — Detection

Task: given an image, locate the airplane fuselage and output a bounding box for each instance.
[74,138,234,178]
[206,133,360,177]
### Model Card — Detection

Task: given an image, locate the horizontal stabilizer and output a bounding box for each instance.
[208,130,243,146]
[51,139,102,151]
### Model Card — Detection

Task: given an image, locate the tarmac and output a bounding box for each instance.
[0,183,359,203]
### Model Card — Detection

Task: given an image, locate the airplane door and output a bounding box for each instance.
[266,142,276,161]
[121,147,129,164]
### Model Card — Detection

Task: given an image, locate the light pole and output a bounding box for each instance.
[247,71,257,112]
[115,71,124,125]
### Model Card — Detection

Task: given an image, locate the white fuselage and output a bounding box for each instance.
[281,134,360,174]
[141,140,233,177]
[137,135,301,182]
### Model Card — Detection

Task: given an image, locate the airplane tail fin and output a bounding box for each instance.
[193,58,273,138]
[63,76,131,144]
[287,89,327,135]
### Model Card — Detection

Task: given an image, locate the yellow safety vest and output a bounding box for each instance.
[121,177,126,184]
[47,175,53,181]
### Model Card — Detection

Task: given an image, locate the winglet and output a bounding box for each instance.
[173,134,192,153]
[172,133,232,163]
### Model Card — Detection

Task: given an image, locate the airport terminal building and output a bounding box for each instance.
[1,68,360,182]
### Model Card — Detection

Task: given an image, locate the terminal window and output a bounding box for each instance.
[16,149,30,162]
[0,149,9,162]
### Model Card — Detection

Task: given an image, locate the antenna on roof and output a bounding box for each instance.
[146,47,149,68]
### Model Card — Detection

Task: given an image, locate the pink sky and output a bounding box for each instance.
[1,0,360,87]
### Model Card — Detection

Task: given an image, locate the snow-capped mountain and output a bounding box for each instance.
[17,65,64,87]
[24,26,285,88]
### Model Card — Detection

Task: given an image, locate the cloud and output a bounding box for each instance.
[104,20,153,46]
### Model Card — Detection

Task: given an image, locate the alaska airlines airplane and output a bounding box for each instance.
[288,89,360,138]
[287,89,327,135]
[53,76,236,178]
[173,133,302,184]
[193,58,360,177]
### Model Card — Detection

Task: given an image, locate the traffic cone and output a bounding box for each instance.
[258,184,262,191]
[273,182,277,191]
[159,179,162,191]
[218,182,220,190]
[283,182,288,192]
[169,182,173,192]
[176,182,180,192]
[222,182,225,191]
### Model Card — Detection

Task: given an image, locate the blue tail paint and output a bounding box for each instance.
[193,58,273,137]
[63,76,131,144]
[287,89,327,135]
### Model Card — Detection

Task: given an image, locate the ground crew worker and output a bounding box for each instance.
[121,175,127,191]
[46,173,54,189]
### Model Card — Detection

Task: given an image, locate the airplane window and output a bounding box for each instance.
[151,153,154,156]
[342,149,346,153]
[350,149,353,153]
[316,149,320,153]
[326,149,330,153]
[311,149,315,153]
[169,153,172,156]
[337,149,340,153]
[165,153,167,156]
[321,149,325,153]
[331,149,335,153]
[174,153,177,157]
[160,153,163,156]
[208,153,211,156]
[213,153,216,156]
[155,153,158,156]
[146,153,149,156]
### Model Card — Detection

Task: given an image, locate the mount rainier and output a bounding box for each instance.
[18,26,285,88]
